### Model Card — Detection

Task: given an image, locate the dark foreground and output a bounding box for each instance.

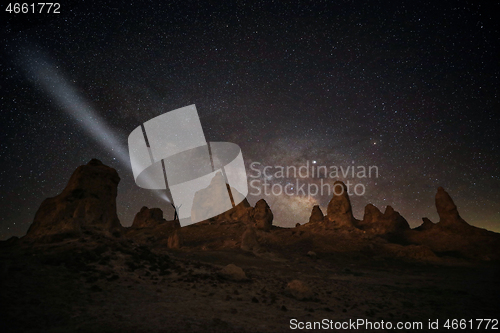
[1,235,499,333]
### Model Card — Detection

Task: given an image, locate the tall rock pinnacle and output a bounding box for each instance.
[326,181,356,227]
[435,187,467,227]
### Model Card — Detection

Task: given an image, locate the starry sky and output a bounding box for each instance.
[1,0,499,239]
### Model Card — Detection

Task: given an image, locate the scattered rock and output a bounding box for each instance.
[219,264,247,281]
[286,280,313,300]
[306,251,317,258]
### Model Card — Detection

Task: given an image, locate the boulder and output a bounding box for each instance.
[286,280,313,300]
[219,264,247,281]
[25,159,122,241]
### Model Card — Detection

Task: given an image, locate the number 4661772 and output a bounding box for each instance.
[6,3,60,14]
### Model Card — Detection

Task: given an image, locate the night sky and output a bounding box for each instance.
[1,0,499,240]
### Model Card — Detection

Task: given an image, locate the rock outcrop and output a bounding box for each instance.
[191,172,235,223]
[435,187,468,228]
[308,205,324,223]
[167,229,183,249]
[326,181,356,227]
[221,198,254,223]
[241,226,259,252]
[403,187,500,260]
[415,217,435,231]
[253,199,273,231]
[25,159,122,241]
[132,207,166,228]
[357,204,410,235]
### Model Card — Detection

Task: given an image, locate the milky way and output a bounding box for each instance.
[1,1,499,239]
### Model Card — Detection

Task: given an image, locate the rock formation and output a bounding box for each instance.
[221,198,254,223]
[308,205,324,223]
[25,159,122,241]
[403,187,500,260]
[241,226,259,252]
[191,172,235,223]
[167,229,183,249]
[415,217,435,231]
[326,181,356,227]
[253,199,273,231]
[435,187,468,228]
[357,204,410,235]
[132,207,166,228]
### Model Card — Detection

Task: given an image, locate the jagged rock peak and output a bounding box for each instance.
[416,217,435,231]
[308,205,324,224]
[358,203,409,235]
[435,187,467,227]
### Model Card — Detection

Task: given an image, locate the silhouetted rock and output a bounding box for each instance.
[132,207,166,228]
[435,187,468,228]
[25,159,121,241]
[241,226,259,252]
[416,217,435,231]
[253,199,273,231]
[308,205,324,223]
[357,204,410,235]
[326,181,356,227]
[403,187,500,260]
